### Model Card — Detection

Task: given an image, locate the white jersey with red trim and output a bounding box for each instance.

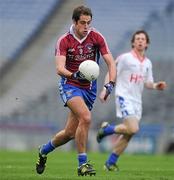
[115,50,154,104]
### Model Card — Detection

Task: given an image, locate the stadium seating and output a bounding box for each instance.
[0,0,173,152]
[86,0,170,54]
[1,0,172,122]
[0,0,61,69]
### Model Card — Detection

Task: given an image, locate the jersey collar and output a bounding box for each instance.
[131,49,146,63]
[69,25,91,44]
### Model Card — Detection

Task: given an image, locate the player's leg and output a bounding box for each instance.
[40,112,78,154]
[97,96,141,171]
[97,96,139,142]
[97,118,139,142]
[67,96,96,176]
[104,117,139,171]
[36,111,78,174]
[51,111,78,146]
[104,134,132,171]
[67,96,91,154]
[112,117,139,154]
[36,83,79,174]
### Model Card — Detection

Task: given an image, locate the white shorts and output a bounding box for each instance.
[116,96,142,121]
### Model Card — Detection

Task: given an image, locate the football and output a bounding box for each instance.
[79,60,100,81]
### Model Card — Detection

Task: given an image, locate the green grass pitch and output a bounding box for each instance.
[0,150,174,180]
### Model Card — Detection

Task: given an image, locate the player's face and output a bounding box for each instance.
[74,15,92,39]
[132,33,148,51]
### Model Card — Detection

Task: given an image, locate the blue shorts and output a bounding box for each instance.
[59,83,97,111]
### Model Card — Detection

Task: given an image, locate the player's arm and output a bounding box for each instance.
[103,53,116,83]
[144,60,167,91]
[55,55,72,78]
[55,38,82,79]
[55,55,89,82]
[99,55,117,102]
[145,81,167,90]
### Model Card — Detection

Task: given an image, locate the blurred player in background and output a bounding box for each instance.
[97,30,167,171]
[36,5,116,176]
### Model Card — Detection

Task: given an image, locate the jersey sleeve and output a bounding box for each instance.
[145,60,154,83]
[116,54,125,75]
[55,37,67,57]
[95,32,111,55]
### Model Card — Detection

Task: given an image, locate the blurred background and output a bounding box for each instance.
[0,0,174,154]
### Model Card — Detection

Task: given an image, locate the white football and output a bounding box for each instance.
[79,60,100,81]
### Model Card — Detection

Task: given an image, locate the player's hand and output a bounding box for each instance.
[99,88,110,103]
[154,81,167,90]
[103,81,115,100]
[71,71,90,83]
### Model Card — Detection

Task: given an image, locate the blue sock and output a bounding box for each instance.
[40,140,55,155]
[103,125,116,135]
[106,152,119,165]
[78,153,87,166]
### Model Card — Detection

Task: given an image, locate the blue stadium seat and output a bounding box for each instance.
[0,0,61,68]
[86,0,170,54]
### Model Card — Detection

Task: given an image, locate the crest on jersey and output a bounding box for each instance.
[85,43,94,53]
[79,48,83,55]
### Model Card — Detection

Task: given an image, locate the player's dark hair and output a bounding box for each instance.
[72,5,92,22]
[131,30,150,50]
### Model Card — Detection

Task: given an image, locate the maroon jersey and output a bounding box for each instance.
[55,25,111,88]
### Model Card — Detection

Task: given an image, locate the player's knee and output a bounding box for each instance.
[128,126,139,135]
[79,113,91,126]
